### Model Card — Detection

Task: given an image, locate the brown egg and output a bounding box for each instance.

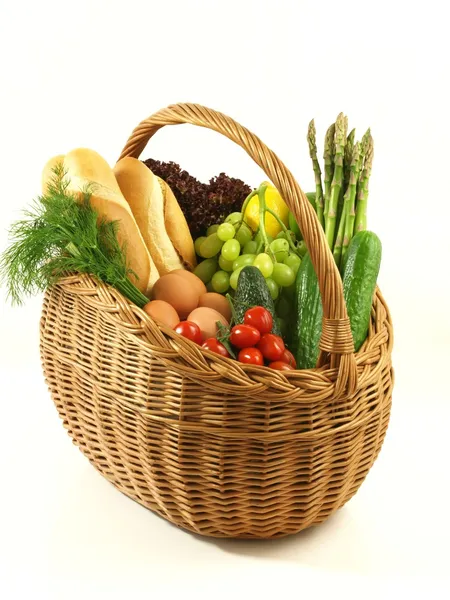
[152,274,199,319]
[143,300,180,329]
[170,269,207,298]
[198,293,232,322]
[187,307,229,342]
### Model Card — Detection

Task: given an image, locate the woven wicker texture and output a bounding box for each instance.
[40,104,393,538]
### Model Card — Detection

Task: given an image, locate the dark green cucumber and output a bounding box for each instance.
[292,253,323,369]
[234,266,281,335]
[343,231,382,351]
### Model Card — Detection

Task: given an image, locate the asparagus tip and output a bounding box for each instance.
[307,120,317,155]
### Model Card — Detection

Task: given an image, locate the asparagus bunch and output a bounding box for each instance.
[305,114,374,270]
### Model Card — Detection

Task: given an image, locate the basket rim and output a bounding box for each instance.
[45,272,393,400]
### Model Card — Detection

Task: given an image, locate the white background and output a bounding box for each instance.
[1,0,449,598]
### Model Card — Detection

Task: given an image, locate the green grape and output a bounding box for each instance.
[199,233,224,258]
[270,238,289,262]
[265,278,279,300]
[270,238,289,254]
[232,253,256,271]
[274,250,289,263]
[235,223,252,246]
[206,281,215,292]
[276,294,292,318]
[284,253,301,275]
[218,255,234,272]
[253,253,274,278]
[194,258,218,283]
[276,230,296,243]
[229,267,244,290]
[243,240,258,255]
[194,236,206,255]
[254,230,274,246]
[207,224,220,236]
[297,241,307,257]
[217,222,236,241]
[272,263,295,287]
[221,239,241,261]
[225,212,242,227]
[211,270,230,293]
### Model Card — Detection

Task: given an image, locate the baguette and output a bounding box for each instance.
[42,148,159,295]
[114,157,196,275]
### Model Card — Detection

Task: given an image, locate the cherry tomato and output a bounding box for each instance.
[268,361,294,371]
[238,347,264,366]
[257,333,285,361]
[174,321,202,345]
[281,349,297,368]
[229,324,261,349]
[202,338,230,357]
[243,306,273,334]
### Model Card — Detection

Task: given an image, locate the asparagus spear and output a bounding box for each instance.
[344,128,356,190]
[344,139,366,246]
[325,113,347,248]
[354,129,371,203]
[323,123,335,222]
[336,116,350,233]
[307,119,325,228]
[336,141,362,266]
[355,132,374,232]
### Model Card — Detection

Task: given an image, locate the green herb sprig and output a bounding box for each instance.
[0,165,149,307]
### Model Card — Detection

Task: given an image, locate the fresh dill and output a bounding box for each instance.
[0,164,149,307]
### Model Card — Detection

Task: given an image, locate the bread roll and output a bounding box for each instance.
[113,157,196,275]
[41,149,159,295]
[158,177,197,270]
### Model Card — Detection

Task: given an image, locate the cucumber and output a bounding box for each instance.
[234,266,281,335]
[292,253,323,369]
[292,232,381,368]
[343,231,382,351]
[288,192,317,240]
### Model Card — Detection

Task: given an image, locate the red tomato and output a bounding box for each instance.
[229,324,261,349]
[268,361,294,371]
[281,349,297,368]
[238,347,264,366]
[243,306,273,334]
[257,333,285,361]
[202,338,230,357]
[174,321,202,345]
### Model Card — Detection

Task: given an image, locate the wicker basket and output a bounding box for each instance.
[40,103,393,539]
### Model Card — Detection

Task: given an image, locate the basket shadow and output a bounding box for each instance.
[186,507,372,572]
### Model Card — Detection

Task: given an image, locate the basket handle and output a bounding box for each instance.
[118,103,357,395]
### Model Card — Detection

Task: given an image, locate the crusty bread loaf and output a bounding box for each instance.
[158,177,197,270]
[114,157,196,275]
[41,149,159,295]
